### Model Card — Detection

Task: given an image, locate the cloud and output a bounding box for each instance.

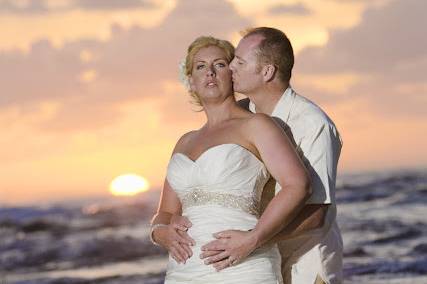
[268,3,311,15]
[74,0,156,10]
[0,0,251,131]
[297,0,426,75]
[0,0,156,14]
[0,0,48,14]
[294,0,427,117]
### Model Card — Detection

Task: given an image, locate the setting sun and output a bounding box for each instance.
[109,174,150,196]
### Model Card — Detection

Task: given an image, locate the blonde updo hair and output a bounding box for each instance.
[183,36,235,106]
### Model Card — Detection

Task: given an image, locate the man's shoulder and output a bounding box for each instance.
[291,92,336,128]
[292,92,325,117]
[291,93,342,145]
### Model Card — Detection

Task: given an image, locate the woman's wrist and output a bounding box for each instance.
[150,223,168,246]
[247,229,262,250]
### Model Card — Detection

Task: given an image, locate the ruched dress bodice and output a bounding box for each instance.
[165,143,282,284]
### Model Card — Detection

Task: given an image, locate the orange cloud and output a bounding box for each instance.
[0,0,425,205]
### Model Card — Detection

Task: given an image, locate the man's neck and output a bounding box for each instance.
[249,84,289,115]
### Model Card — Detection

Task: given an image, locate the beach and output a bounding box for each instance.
[1,170,426,283]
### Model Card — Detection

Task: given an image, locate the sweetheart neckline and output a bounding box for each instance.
[172,143,264,165]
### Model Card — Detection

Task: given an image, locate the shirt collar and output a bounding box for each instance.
[249,86,295,123]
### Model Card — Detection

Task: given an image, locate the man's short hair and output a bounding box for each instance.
[242,27,294,83]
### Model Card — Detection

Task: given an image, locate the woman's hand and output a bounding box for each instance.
[200,230,259,271]
[152,222,195,264]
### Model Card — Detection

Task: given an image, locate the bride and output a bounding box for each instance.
[150,36,311,283]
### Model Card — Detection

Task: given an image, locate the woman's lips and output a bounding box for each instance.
[206,81,218,87]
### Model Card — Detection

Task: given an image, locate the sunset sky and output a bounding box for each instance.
[1,0,426,205]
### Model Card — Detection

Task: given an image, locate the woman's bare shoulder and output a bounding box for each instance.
[246,112,277,130]
[234,113,276,144]
[172,130,199,154]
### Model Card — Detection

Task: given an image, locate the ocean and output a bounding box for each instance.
[1,170,426,283]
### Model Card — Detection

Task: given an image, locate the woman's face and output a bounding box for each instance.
[189,45,233,103]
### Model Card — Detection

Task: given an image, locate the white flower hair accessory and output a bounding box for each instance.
[178,59,191,91]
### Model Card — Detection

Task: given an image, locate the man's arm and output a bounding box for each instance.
[266,204,328,244]
[270,115,341,242]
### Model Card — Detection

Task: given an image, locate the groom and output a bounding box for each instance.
[175,27,343,283]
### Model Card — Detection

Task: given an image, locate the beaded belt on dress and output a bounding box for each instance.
[180,188,260,216]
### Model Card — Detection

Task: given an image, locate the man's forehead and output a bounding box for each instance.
[239,34,264,48]
[236,35,264,56]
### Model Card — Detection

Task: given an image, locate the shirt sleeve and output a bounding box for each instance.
[301,119,342,204]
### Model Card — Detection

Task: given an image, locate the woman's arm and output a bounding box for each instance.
[151,178,182,226]
[247,114,312,248]
[150,133,197,263]
[201,114,311,270]
[151,179,194,263]
[151,132,192,227]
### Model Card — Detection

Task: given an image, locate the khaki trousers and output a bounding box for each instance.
[314,275,326,284]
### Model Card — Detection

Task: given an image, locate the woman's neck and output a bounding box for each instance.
[202,96,240,129]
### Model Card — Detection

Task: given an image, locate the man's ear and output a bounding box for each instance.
[262,64,276,82]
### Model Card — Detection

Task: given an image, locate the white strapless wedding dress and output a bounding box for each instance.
[165,143,283,283]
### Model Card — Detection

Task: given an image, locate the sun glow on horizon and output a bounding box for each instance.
[109,174,150,196]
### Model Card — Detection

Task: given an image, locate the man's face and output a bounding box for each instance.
[230,35,264,95]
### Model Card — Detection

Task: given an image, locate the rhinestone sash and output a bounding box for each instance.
[180,188,260,216]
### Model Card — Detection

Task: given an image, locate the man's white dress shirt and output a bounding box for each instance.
[249,87,343,284]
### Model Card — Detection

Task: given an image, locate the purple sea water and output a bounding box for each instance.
[1,170,426,283]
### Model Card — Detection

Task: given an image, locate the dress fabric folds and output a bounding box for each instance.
[165,143,283,284]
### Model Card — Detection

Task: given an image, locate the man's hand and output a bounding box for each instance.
[200,230,258,271]
[153,215,195,264]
